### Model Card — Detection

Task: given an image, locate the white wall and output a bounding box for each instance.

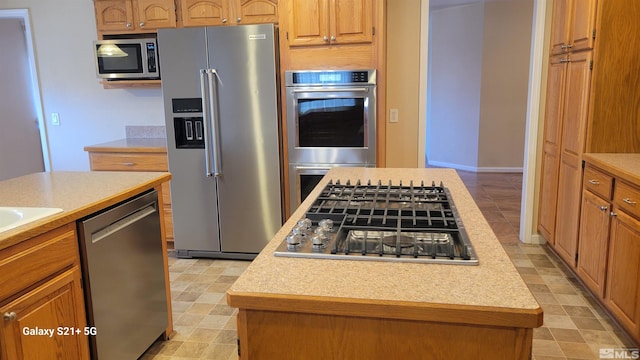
[0,0,165,171]
[427,0,533,172]
[427,3,484,170]
[478,0,532,169]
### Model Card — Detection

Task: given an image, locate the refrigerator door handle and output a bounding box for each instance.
[200,69,216,177]
[207,69,223,177]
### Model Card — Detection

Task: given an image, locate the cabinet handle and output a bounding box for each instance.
[330,35,336,41]
[236,17,241,23]
[126,22,132,28]
[610,211,617,217]
[599,205,608,211]
[323,36,329,42]
[588,179,600,185]
[3,312,16,321]
[222,18,227,24]
[560,58,571,63]
[566,44,574,49]
[122,162,135,166]
[139,22,145,27]
[623,198,637,205]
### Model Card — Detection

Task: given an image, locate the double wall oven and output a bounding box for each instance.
[286,69,377,214]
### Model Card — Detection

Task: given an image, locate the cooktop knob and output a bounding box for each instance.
[318,219,334,231]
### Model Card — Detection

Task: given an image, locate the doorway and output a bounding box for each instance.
[0,9,49,181]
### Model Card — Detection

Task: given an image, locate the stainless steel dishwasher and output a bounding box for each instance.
[78,189,168,359]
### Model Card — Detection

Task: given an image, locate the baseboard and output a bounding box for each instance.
[427,160,523,173]
[524,233,546,245]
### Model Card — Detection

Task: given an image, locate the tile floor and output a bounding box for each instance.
[142,171,638,360]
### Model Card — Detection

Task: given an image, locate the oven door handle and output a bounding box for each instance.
[291,87,370,93]
[295,165,333,171]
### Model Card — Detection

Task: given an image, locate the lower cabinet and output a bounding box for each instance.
[574,161,640,341]
[605,206,640,336]
[0,224,90,359]
[577,189,610,299]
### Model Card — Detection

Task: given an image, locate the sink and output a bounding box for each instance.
[0,207,64,233]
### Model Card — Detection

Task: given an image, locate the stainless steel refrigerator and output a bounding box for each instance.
[158,24,283,259]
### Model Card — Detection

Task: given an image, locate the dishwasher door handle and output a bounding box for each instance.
[91,204,157,244]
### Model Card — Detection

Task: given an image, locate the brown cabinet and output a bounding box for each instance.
[85,142,174,246]
[550,0,597,55]
[539,51,592,263]
[95,0,177,33]
[577,167,612,298]
[180,0,277,27]
[0,224,90,359]
[283,0,373,47]
[605,209,640,336]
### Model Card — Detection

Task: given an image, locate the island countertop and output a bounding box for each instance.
[0,171,171,250]
[227,167,542,328]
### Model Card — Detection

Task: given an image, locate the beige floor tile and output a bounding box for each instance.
[202,343,236,360]
[562,305,595,318]
[173,341,210,358]
[578,329,619,346]
[550,328,585,343]
[558,341,597,359]
[187,328,221,343]
[544,315,577,329]
[533,339,565,357]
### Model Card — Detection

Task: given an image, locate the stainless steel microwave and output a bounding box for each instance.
[94,38,159,80]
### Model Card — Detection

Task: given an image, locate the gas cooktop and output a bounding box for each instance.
[274,180,479,265]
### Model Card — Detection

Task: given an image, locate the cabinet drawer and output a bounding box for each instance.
[0,224,79,301]
[583,166,613,200]
[89,152,168,171]
[614,181,640,220]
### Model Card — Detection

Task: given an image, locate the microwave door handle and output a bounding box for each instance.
[291,87,370,93]
[200,69,215,177]
[207,69,223,177]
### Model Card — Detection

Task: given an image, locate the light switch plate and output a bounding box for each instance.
[51,113,60,126]
[390,108,399,123]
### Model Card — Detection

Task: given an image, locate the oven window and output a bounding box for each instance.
[299,174,325,204]
[97,44,143,74]
[297,98,366,147]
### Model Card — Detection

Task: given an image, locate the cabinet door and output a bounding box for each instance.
[329,0,373,45]
[181,0,229,27]
[95,0,135,32]
[136,0,177,30]
[560,51,592,157]
[537,56,568,244]
[286,0,330,47]
[550,0,571,54]
[236,0,278,25]
[553,154,583,267]
[0,268,89,359]
[605,210,640,335]
[569,0,597,52]
[577,190,611,298]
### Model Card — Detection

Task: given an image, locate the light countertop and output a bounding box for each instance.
[83,138,167,153]
[227,167,542,328]
[583,153,640,184]
[0,171,171,250]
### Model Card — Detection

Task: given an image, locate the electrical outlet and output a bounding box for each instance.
[390,108,399,123]
[51,113,60,126]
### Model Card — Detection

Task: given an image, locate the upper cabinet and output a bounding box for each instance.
[95,0,177,33]
[284,0,373,47]
[550,0,597,55]
[180,0,278,27]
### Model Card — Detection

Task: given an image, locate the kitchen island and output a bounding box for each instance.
[227,167,543,359]
[0,171,173,359]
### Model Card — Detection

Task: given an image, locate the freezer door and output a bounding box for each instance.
[206,24,283,253]
[158,27,222,252]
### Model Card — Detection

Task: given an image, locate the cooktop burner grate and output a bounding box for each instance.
[275,180,478,265]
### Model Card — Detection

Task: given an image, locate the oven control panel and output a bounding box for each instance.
[287,69,376,86]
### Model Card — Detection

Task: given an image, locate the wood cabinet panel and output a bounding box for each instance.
[577,190,610,298]
[95,0,135,32]
[569,0,597,52]
[89,152,169,171]
[583,165,613,200]
[286,0,329,46]
[136,0,178,30]
[0,268,89,360]
[237,0,278,24]
[550,0,570,55]
[181,0,229,26]
[614,181,640,220]
[0,224,78,301]
[331,0,372,45]
[560,51,592,158]
[553,154,582,267]
[605,210,640,335]
[537,56,567,244]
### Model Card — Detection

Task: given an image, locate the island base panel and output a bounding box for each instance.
[236,309,532,359]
